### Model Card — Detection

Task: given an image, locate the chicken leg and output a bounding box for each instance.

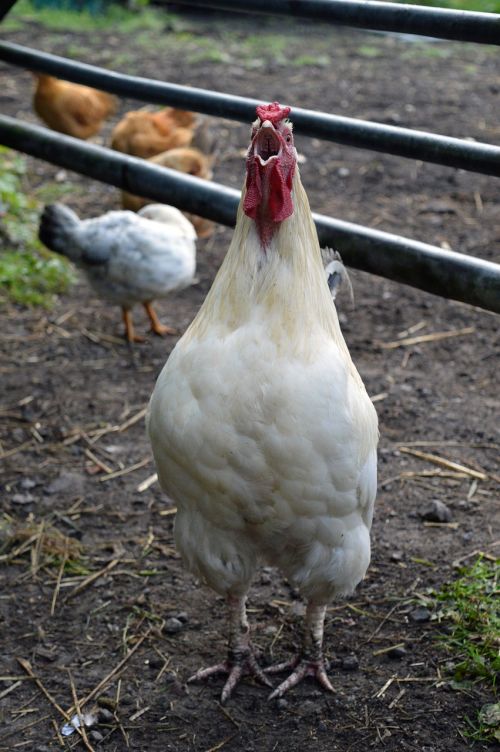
[143,301,177,336]
[122,308,145,343]
[267,602,334,699]
[188,595,272,703]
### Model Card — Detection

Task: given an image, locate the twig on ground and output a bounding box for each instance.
[378,326,475,349]
[399,447,489,480]
[98,458,151,483]
[63,559,119,602]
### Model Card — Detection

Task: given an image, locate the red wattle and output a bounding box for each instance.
[268,160,294,223]
[243,160,262,219]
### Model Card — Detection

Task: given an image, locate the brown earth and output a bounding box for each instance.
[0,8,499,752]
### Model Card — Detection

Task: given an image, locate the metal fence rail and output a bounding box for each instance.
[171,0,500,45]
[1,41,499,178]
[1,114,499,314]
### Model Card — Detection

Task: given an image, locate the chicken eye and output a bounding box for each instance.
[285,133,292,143]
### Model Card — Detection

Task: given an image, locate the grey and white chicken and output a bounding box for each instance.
[39,203,196,342]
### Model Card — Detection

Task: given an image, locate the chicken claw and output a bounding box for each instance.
[267,656,334,700]
[266,603,334,699]
[188,651,272,704]
[143,302,177,337]
[188,595,272,703]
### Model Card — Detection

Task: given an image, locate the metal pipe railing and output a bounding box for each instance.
[0,0,18,22]
[171,0,500,45]
[1,115,498,314]
[1,42,499,178]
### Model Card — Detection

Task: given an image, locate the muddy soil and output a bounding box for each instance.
[0,9,499,752]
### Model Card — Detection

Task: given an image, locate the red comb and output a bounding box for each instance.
[256,102,291,124]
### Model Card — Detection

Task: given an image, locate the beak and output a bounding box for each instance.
[252,121,282,165]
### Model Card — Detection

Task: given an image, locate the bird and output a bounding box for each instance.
[121,146,215,239]
[147,102,378,702]
[32,74,116,140]
[110,107,195,159]
[38,203,196,343]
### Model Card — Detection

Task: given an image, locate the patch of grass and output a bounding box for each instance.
[432,557,499,743]
[0,147,75,308]
[3,0,175,33]
[357,45,382,58]
[402,0,500,12]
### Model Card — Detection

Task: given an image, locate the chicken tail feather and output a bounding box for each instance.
[39,203,81,261]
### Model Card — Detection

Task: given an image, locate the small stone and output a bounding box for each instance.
[89,730,104,743]
[164,617,183,634]
[147,656,163,670]
[341,655,359,671]
[420,500,452,523]
[45,471,84,496]
[20,478,37,490]
[97,707,114,724]
[387,646,407,660]
[409,606,431,623]
[318,720,328,732]
[11,493,35,505]
[12,428,25,443]
[175,611,189,623]
[390,551,404,562]
[338,167,350,178]
[276,698,289,710]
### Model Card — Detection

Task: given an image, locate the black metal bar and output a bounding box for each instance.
[1,115,499,313]
[0,0,19,22]
[1,42,499,178]
[172,0,500,45]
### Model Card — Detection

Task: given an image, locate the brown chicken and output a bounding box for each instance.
[110,107,195,159]
[121,146,215,238]
[33,74,116,140]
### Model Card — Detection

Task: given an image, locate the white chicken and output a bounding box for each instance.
[147,102,378,702]
[39,203,196,342]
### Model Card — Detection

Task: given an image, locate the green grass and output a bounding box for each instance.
[432,557,499,743]
[0,147,75,308]
[403,0,500,11]
[3,0,174,33]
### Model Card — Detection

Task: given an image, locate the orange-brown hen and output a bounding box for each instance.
[121,146,215,238]
[110,107,196,159]
[33,74,116,140]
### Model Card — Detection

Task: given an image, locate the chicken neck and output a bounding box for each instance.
[188,594,271,703]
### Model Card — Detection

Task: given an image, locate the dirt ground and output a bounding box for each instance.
[1,8,499,752]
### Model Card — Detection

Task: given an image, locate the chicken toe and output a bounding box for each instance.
[266,603,334,699]
[187,595,272,703]
[143,302,177,336]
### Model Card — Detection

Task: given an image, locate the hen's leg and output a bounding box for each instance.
[122,308,145,343]
[143,301,177,336]
[267,602,334,699]
[188,595,272,703]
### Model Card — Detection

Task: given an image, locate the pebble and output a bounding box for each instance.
[276,698,289,710]
[341,655,359,671]
[97,707,114,724]
[89,730,104,743]
[317,720,328,732]
[420,500,452,523]
[45,471,84,496]
[409,606,431,623]
[387,646,407,660]
[11,493,35,505]
[164,617,184,634]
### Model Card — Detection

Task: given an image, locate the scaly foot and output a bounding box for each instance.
[143,301,177,337]
[188,650,272,704]
[266,655,334,699]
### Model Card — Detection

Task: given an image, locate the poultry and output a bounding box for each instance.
[110,107,195,159]
[33,74,116,140]
[147,102,379,702]
[39,203,196,343]
[321,247,354,303]
[121,146,215,239]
